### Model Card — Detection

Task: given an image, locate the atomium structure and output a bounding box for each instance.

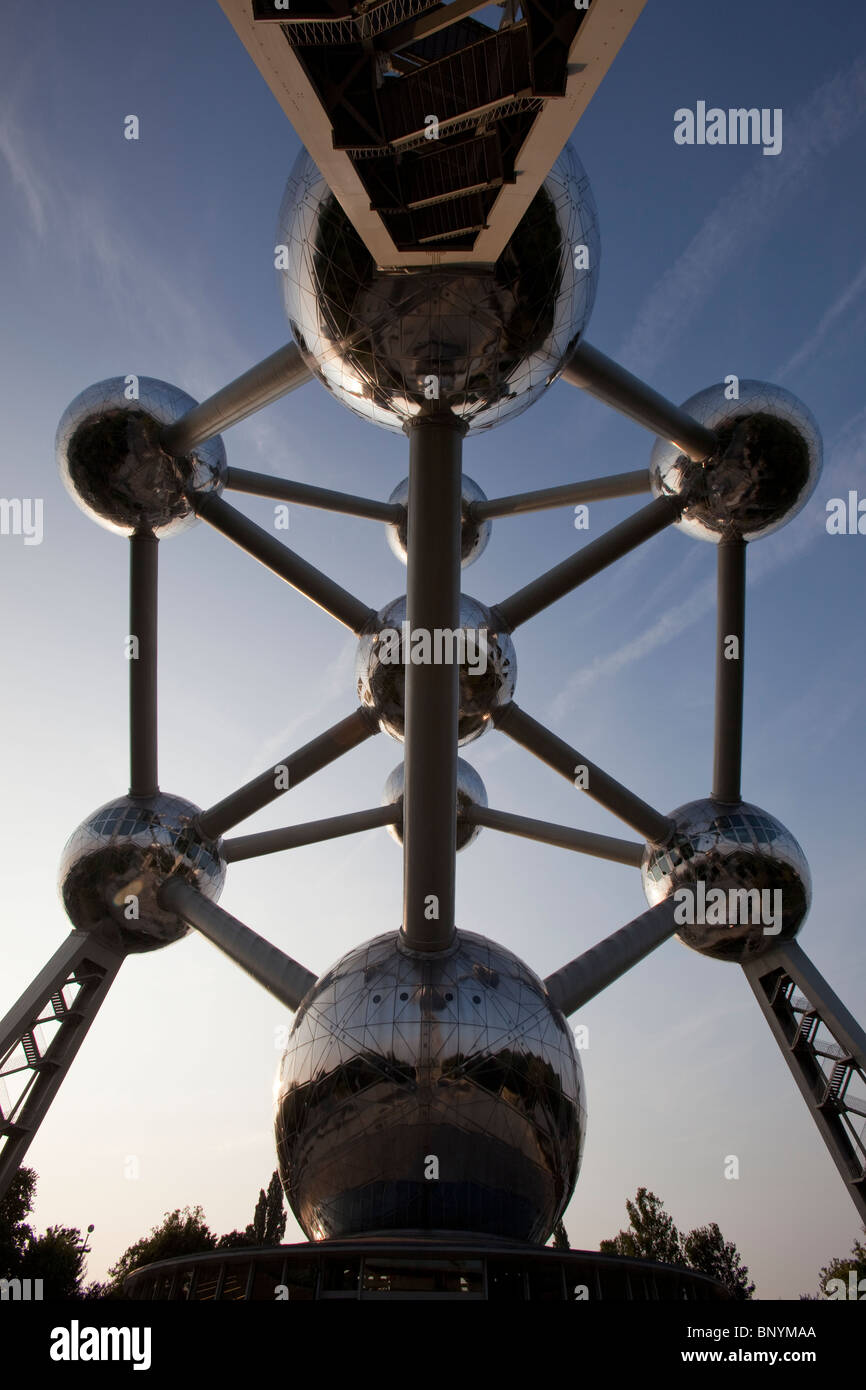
[2,0,865,1299]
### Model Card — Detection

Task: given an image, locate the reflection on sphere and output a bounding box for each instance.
[650,381,822,542]
[58,792,225,953]
[641,798,810,962]
[277,144,600,434]
[275,930,585,1242]
[56,377,226,537]
[355,594,516,743]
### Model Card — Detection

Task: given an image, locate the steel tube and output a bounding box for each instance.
[494,703,673,844]
[159,880,317,1011]
[562,341,717,462]
[544,897,681,1016]
[195,493,375,633]
[712,537,747,804]
[224,805,399,862]
[198,708,378,838]
[465,804,644,866]
[401,417,464,951]
[161,342,312,454]
[471,469,651,521]
[225,467,402,524]
[494,495,681,631]
[129,533,159,796]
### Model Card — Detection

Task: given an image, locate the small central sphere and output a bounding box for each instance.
[355,595,516,743]
[275,929,585,1242]
[386,473,492,569]
[641,798,811,962]
[277,144,599,434]
[382,757,488,851]
[58,792,225,953]
[56,378,226,537]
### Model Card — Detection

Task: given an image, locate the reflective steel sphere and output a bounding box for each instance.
[649,381,822,542]
[58,793,225,953]
[56,377,226,537]
[277,144,599,434]
[641,798,811,962]
[383,757,488,851]
[386,473,492,569]
[275,929,585,1242]
[355,594,516,743]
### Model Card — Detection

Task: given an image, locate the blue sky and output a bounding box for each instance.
[1,0,865,1297]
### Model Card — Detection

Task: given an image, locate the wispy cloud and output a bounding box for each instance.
[0,109,242,396]
[618,53,866,380]
[549,570,716,722]
[775,256,866,380]
[241,630,358,782]
[0,119,49,238]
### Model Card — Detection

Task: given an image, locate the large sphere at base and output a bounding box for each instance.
[56,378,226,537]
[649,381,821,542]
[277,144,599,434]
[355,594,516,743]
[641,798,810,962]
[275,930,585,1242]
[58,793,225,953]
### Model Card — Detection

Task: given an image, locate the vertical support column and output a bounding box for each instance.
[0,933,125,1200]
[401,417,465,951]
[712,537,746,804]
[743,942,866,1223]
[129,532,159,797]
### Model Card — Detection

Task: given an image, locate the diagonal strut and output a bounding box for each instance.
[494,702,673,845]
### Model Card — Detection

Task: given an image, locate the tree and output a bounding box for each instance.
[1,1167,88,1297]
[600,1187,756,1297]
[811,1229,866,1299]
[549,1218,569,1250]
[682,1222,755,1300]
[600,1188,682,1265]
[0,1166,36,1272]
[105,1206,216,1291]
[20,1225,87,1300]
[217,1171,286,1249]
[262,1171,287,1245]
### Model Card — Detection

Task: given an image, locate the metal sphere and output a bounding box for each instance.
[355,594,516,743]
[641,798,811,962]
[275,929,585,1242]
[277,144,599,435]
[58,792,225,954]
[386,474,492,568]
[56,377,227,537]
[382,757,488,851]
[649,381,822,542]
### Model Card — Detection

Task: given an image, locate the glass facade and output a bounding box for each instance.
[124,1241,729,1302]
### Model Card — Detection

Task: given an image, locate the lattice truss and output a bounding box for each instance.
[1,329,865,1227]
